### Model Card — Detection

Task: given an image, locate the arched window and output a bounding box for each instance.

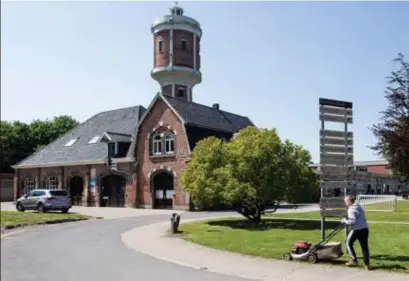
[177,88,185,98]
[181,39,187,51]
[158,40,163,53]
[152,134,163,156]
[47,176,58,190]
[165,132,175,154]
[24,178,35,194]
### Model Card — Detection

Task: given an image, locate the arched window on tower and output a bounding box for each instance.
[181,39,187,51]
[165,132,175,154]
[152,134,163,156]
[177,88,185,98]
[158,40,163,53]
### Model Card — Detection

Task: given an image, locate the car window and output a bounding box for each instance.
[25,192,33,197]
[49,190,68,196]
[31,191,39,197]
[37,191,46,196]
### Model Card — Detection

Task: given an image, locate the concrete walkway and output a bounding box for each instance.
[122,217,408,281]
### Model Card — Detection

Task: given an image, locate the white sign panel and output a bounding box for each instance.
[321,173,353,181]
[320,137,353,146]
[320,182,349,189]
[320,153,353,165]
[321,165,354,174]
[320,130,353,139]
[320,145,353,154]
[320,106,353,117]
[319,114,353,124]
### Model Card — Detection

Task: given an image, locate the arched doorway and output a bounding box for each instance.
[151,171,174,209]
[100,175,126,207]
[70,176,84,205]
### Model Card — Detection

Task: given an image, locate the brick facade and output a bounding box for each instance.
[13,163,135,207]
[154,30,170,68]
[173,30,194,68]
[136,98,191,210]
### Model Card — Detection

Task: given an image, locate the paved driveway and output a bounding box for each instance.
[1,214,256,281]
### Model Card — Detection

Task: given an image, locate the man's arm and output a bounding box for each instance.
[342,207,357,226]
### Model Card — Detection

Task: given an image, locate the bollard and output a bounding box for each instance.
[170,213,181,234]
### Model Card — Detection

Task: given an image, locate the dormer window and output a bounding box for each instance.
[64,138,78,147]
[181,39,187,51]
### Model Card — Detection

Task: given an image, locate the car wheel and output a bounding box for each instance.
[61,208,69,214]
[37,203,46,213]
[16,203,25,212]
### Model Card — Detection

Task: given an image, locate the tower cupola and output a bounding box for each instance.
[151,4,202,102]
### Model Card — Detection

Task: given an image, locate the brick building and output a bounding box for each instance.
[12,5,254,210]
[309,160,408,195]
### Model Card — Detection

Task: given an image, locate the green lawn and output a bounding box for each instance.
[180,218,409,273]
[0,211,90,227]
[268,200,409,222]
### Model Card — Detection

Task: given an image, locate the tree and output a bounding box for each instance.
[181,137,231,209]
[181,127,318,222]
[371,53,409,179]
[0,115,79,173]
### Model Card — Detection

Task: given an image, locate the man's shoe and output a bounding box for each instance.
[345,260,358,266]
[364,265,372,271]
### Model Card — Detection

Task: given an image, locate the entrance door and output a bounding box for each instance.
[152,172,174,209]
[70,176,84,205]
[100,175,126,207]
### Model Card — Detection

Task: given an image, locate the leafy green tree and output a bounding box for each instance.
[371,53,409,179]
[0,116,79,172]
[181,137,231,209]
[181,126,318,222]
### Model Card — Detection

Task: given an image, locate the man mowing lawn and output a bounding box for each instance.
[341,195,371,270]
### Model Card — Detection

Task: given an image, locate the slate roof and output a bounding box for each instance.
[14,93,254,168]
[14,106,146,167]
[164,95,254,133]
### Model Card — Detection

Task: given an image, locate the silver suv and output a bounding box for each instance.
[16,189,72,213]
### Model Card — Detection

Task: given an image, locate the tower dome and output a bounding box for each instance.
[151,4,202,102]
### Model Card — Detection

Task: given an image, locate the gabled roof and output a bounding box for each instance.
[100,132,133,143]
[14,105,146,168]
[163,95,254,133]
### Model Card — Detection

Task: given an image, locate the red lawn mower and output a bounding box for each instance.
[283,224,345,264]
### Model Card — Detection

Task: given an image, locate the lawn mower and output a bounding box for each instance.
[283,224,345,264]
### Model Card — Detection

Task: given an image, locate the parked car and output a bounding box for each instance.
[16,189,72,213]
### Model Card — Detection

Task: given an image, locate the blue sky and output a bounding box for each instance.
[2,1,408,163]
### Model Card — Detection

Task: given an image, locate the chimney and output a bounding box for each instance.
[212,103,220,110]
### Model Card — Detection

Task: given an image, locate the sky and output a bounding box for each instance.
[1,1,409,163]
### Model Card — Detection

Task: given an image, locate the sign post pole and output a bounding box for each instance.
[319,98,354,241]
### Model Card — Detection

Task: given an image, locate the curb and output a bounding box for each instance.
[1,216,102,232]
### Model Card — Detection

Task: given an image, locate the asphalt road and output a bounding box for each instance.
[1,213,257,281]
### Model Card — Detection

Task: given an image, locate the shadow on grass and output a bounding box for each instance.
[372,255,409,262]
[208,218,340,231]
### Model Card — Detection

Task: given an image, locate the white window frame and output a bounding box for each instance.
[165,132,175,154]
[152,134,163,156]
[88,135,100,144]
[46,176,58,190]
[64,138,78,147]
[24,178,35,194]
